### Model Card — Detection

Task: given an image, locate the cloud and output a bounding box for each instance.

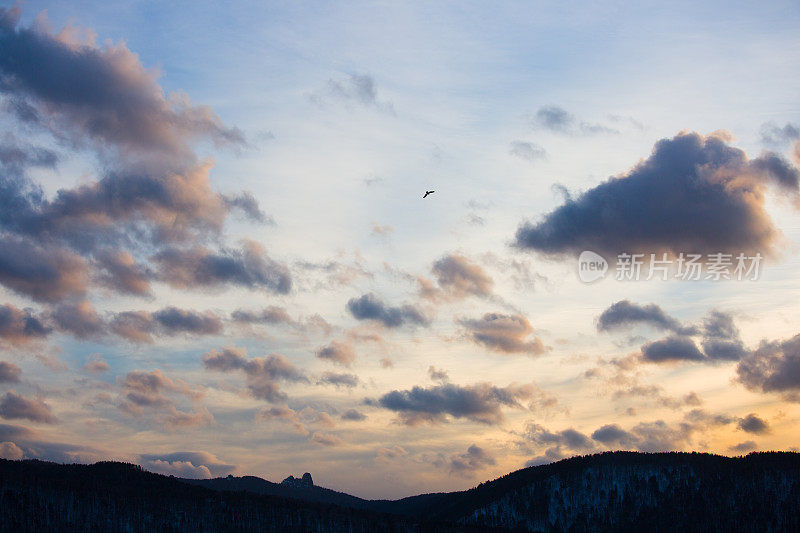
[371,382,539,425]
[82,356,109,374]
[341,409,366,421]
[427,366,449,382]
[94,249,152,296]
[0,304,49,345]
[529,105,618,135]
[586,410,733,454]
[760,122,800,147]
[139,451,236,479]
[420,254,494,301]
[203,346,305,402]
[640,336,705,362]
[458,312,546,355]
[729,441,757,453]
[0,6,242,157]
[700,310,749,361]
[346,293,429,328]
[448,445,496,475]
[376,445,407,460]
[152,307,223,336]
[49,300,104,340]
[737,333,800,398]
[316,341,356,368]
[0,236,87,303]
[317,371,360,388]
[515,131,799,257]
[310,73,394,114]
[0,440,23,459]
[737,413,770,434]
[222,191,271,223]
[154,241,291,294]
[0,361,21,383]
[109,311,156,343]
[0,6,264,310]
[591,424,638,447]
[118,369,207,429]
[0,135,58,171]
[230,306,293,325]
[311,432,343,447]
[509,141,546,162]
[597,300,695,334]
[525,423,595,451]
[0,391,56,423]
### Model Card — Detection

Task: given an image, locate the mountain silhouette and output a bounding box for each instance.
[2,451,800,531]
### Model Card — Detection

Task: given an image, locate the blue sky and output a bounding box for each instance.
[0,1,799,499]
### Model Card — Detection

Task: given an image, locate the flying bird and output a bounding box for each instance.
[423,190,435,198]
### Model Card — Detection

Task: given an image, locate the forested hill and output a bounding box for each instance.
[2,451,800,531]
[0,459,481,532]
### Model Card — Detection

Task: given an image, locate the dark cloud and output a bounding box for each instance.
[515,131,798,257]
[427,366,449,382]
[152,307,223,336]
[139,451,236,479]
[154,242,291,294]
[737,413,770,434]
[729,441,757,453]
[311,432,343,447]
[49,300,104,340]
[203,346,305,402]
[597,300,695,334]
[420,254,494,301]
[760,122,800,147]
[94,249,152,296]
[0,361,21,383]
[509,141,546,162]
[0,6,269,309]
[311,73,394,114]
[317,371,360,388]
[316,341,356,368]
[341,408,366,421]
[458,312,546,355]
[751,152,800,192]
[118,369,208,429]
[346,293,429,328]
[525,423,594,451]
[0,236,87,303]
[230,306,293,325]
[700,310,749,361]
[591,424,638,447]
[0,304,49,345]
[737,334,800,398]
[0,391,56,423]
[529,105,618,135]
[0,6,242,158]
[371,382,538,425]
[641,336,705,363]
[448,445,496,475]
[109,311,156,343]
[0,135,58,171]
[222,192,271,223]
[119,369,202,411]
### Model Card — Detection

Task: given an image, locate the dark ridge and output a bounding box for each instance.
[2,451,800,531]
[0,458,488,532]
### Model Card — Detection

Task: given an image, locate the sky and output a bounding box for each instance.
[0,0,799,499]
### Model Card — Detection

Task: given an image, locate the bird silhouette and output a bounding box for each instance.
[423,190,435,198]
